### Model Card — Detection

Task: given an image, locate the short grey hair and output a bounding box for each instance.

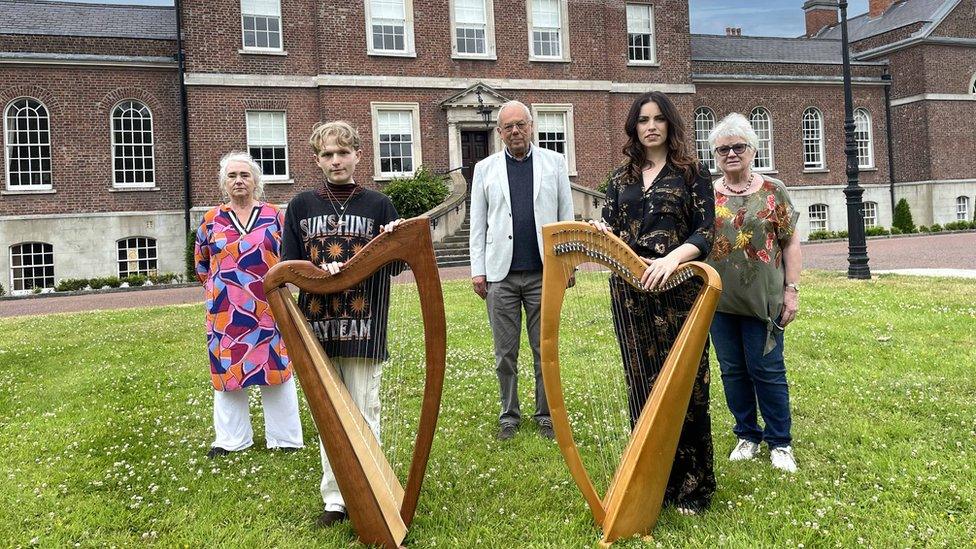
[218,151,264,200]
[498,100,533,122]
[708,112,760,151]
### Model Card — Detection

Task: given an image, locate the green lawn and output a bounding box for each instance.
[1,271,974,548]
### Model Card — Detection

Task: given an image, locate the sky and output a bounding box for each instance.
[62,0,872,38]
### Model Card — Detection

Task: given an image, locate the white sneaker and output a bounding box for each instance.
[770,445,798,473]
[728,438,760,461]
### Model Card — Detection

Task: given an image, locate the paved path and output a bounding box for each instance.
[2,233,973,318]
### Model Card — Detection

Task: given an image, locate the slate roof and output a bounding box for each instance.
[0,0,177,40]
[817,0,951,41]
[691,34,844,64]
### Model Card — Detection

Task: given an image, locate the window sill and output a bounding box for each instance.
[109,186,160,192]
[803,168,829,174]
[754,169,779,175]
[2,188,56,195]
[529,56,571,63]
[239,48,288,56]
[627,61,660,67]
[452,53,497,61]
[368,50,417,58]
[859,167,878,172]
[264,178,294,185]
[373,174,413,183]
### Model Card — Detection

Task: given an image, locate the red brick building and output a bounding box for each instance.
[1,0,973,294]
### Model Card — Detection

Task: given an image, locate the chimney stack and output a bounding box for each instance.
[725,27,742,37]
[869,0,894,17]
[802,0,839,37]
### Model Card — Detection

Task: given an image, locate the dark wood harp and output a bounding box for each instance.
[263,217,446,548]
[539,221,722,546]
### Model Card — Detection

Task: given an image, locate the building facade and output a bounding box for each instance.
[1,0,973,294]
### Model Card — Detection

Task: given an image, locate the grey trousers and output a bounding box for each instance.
[486,270,550,427]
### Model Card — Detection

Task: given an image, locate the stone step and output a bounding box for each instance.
[436,258,471,268]
[434,241,469,251]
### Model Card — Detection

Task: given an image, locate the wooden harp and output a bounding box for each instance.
[539,221,722,546]
[263,217,446,548]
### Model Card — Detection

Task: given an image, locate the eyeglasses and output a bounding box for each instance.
[714,143,750,157]
[500,121,530,134]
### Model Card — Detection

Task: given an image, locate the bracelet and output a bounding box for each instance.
[785,282,799,293]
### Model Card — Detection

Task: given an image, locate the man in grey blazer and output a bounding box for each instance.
[469,100,575,441]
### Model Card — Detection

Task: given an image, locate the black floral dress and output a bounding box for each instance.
[601,162,716,510]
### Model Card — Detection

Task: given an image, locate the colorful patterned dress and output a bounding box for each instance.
[195,203,291,391]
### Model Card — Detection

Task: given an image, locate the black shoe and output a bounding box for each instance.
[316,510,347,528]
[206,446,230,459]
[497,424,517,441]
[538,423,554,440]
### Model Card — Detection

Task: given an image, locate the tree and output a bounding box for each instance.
[892,198,915,233]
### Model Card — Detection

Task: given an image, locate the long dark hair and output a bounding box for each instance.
[622,91,700,184]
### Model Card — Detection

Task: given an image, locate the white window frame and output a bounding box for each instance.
[625,3,656,66]
[371,102,422,180]
[9,241,54,295]
[531,103,577,176]
[970,73,976,94]
[694,107,716,172]
[809,203,829,232]
[526,0,570,62]
[245,110,290,181]
[111,100,155,188]
[957,196,971,221]
[365,0,416,57]
[863,201,878,228]
[117,236,159,278]
[4,97,52,191]
[750,106,774,172]
[802,107,825,170]
[854,108,874,169]
[450,0,496,59]
[240,0,283,52]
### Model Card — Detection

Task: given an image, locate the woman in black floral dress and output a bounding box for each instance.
[592,91,716,515]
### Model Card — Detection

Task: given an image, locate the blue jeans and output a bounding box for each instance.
[710,311,792,448]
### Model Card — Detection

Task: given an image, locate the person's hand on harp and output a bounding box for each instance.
[639,254,680,291]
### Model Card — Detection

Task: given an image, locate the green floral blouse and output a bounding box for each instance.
[705,176,799,331]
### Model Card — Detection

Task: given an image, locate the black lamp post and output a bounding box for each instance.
[475,87,493,128]
[840,0,871,279]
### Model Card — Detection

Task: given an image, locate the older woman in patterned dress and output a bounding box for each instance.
[592,91,716,515]
[705,113,801,473]
[194,152,303,458]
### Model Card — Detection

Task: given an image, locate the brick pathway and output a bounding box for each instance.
[2,233,973,318]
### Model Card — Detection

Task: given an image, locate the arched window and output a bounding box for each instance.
[802,107,825,170]
[117,236,158,277]
[854,108,873,169]
[809,203,828,232]
[111,100,155,187]
[694,107,716,171]
[10,242,54,294]
[4,98,52,190]
[957,196,971,221]
[749,107,773,170]
[863,201,878,228]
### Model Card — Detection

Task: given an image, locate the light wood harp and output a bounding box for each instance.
[540,221,721,545]
[263,217,446,548]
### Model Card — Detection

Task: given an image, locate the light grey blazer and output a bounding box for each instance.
[469,145,575,282]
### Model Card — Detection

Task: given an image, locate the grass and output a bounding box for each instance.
[1,271,974,548]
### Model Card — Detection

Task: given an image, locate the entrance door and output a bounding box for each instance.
[460,130,490,193]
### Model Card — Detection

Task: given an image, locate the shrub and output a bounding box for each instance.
[124,274,147,287]
[890,227,902,235]
[929,223,943,232]
[55,278,89,292]
[836,230,848,239]
[186,227,197,283]
[89,276,122,289]
[807,230,834,241]
[33,286,43,294]
[970,221,976,230]
[918,225,929,233]
[149,272,177,285]
[864,226,889,237]
[944,221,970,231]
[892,198,915,233]
[382,165,450,218]
[0,282,5,297]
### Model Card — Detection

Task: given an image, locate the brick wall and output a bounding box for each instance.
[0,66,183,217]
[0,34,175,58]
[931,1,976,38]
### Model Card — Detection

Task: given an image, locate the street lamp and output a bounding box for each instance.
[475,87,493,128]
[840,0,871,279]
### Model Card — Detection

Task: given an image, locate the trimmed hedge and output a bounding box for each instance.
[0,282,5,297]
[893,198,915,233]
[382,165,450,219]
[55,278,89,292]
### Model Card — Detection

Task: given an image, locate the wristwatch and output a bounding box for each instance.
[785,282,800,293]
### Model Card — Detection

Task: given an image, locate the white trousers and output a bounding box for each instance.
[212,376,304,451]
[319,357,383,512]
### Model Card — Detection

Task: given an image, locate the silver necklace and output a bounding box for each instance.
[323,184,355,226]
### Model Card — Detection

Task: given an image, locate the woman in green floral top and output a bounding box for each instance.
[705,113,802,473]
[593,91,716,515]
